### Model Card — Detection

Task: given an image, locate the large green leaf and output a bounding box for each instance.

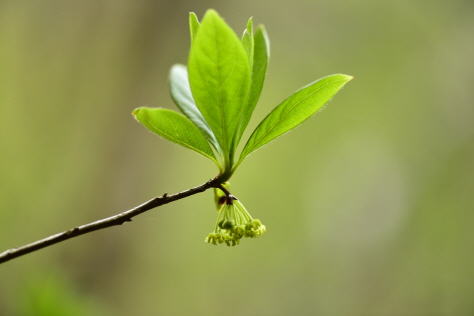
[169,64,221,154]
[188,9,251,164]
[133,107,220,168]
[239,74,353,162]
[232,24,270,155]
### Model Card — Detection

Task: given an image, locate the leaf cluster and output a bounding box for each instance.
[133,9,352,182]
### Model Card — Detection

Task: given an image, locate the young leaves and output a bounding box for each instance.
[133,108,221,169]
[239,74,353,162]
[133,9,352,182]
[188,9,251,164]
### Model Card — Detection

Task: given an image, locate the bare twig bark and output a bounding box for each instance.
[0,176,221,265]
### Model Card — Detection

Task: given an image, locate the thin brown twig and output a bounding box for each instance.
[216,183,238,204]
[0,176,221,265]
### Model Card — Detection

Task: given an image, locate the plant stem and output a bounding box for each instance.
[0,176,221,265]
[217,184,238,204]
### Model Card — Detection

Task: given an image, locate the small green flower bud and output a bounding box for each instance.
[231,225,245,239]
[216,233,226,244]
[218,219,225,229]
[221,219,235,230]
[231,238,240,246]
[205,233,217,245]
[243,219,266,238]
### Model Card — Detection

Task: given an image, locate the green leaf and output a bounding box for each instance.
[239,74,353,162]
[232,24,270,155]
[169,64,221,154]
[247,25,270,118]
[241,18,254,70]
[188,9,251,165]
[133,107,220,168]
[189,12,200,44]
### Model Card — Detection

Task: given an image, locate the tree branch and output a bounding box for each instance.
[0,176,221,265]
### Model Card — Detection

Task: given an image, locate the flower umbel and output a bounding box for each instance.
[205,199,266,247]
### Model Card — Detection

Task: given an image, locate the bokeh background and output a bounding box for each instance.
[1,0,473,315]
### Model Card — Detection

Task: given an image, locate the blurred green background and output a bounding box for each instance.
[1,0,473,315]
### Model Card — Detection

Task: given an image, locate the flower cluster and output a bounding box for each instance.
[205,199,266,247]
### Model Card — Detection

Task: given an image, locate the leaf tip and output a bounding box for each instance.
[132,108,141,117]
[338,74,354,82]
[204,8,219,18]
[336,74,354,84]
